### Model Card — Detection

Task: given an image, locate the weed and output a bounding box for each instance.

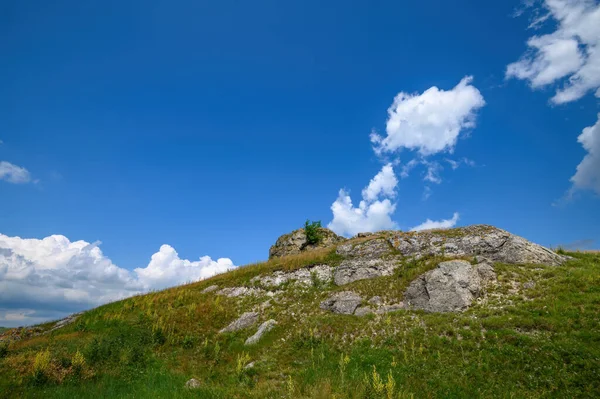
[32,349,51,385]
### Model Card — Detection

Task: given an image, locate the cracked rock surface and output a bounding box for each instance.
[404,260,492,312]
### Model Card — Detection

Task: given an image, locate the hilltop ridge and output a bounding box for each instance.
[0,225,598,398]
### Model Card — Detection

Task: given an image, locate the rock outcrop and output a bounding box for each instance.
[245,319,277,345]
[320,291,362,315]
[251,264,333,287]
[219,311,259,333]
[269,227,346,259]
[388,225,567,266]
[404,259,496,312]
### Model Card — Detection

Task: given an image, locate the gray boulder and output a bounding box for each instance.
[404,260,482,312]
[269,227,346,259]
[320,291,362,315]
[185,378,201,389]
[334,258,398,285]
[245,319,277,345]
[219,312,259,334]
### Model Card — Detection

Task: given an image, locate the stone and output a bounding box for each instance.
[523,281,536,289]
[334,258,398,285]
[356,232,374,238]
[185,378,201,389]
[245,319,277,345]
[387,225,568,266]
[377,303,405,314]
[404,260,482,313]
[251,264,333,288]
[269,228,346,259]
[336,238,392,259]
[368,296,383,305]
[354,306,374,316]
[244,361,255,369]
[217,287,263,298]
[201,285,219,293]
[219,312,259,334]
[476,262,497,284]
[320,291,362,315]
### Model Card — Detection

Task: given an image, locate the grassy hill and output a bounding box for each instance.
[0,239,599,398]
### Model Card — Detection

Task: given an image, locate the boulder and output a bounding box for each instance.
[320,291,362,315]
[245,319,277,345]
[388,225,567,266]
[269,227,346,259]
[404,260,483,313]
[334,258,398,285]
[185,378,201,389]
[219,312,259,334]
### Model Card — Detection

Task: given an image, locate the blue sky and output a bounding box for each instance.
[1,0,599,326]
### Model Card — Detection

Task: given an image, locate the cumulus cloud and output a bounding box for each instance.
[507,0,600,104]
[0,161,32,184]
[134,245,235,290]
[570,114,600,194]
[0,233,235,327]
[328,164,398,237]
[410,212,460,232]
[361,163,398,201]
[370,76,485,156]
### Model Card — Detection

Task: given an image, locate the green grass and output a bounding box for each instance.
[1,251,599,398]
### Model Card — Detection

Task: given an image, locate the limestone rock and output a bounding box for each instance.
[201,285,219,294]
[320,291,362,315]
[476,261,497,284]
[245,319,277,345]
[376,303,405,314]
[388,225,567,266]
[219,312,259,334]
[251,264,333,288]
[334,258,398,285]
[269,227,346,259]
[404,260,482,313]
[354,306,375,316]
[185,378,201,389]
[336,238,392,259]
[368,296,383,305]
[217,287,263,298]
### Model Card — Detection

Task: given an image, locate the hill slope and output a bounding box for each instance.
[1,226,599,398]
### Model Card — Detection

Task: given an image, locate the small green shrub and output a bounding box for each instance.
[0,342,8,358]
[304,220,323,245]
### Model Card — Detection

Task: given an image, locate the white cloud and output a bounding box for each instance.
[0,161,32,184]
[328,164,399,237]
[410,212,460,232]
[134,245,235,290]
[361,163,398,201]
[370,76,485,156]
[507,0,600,104]
[0,233,236,327]
[571,113,600,194]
